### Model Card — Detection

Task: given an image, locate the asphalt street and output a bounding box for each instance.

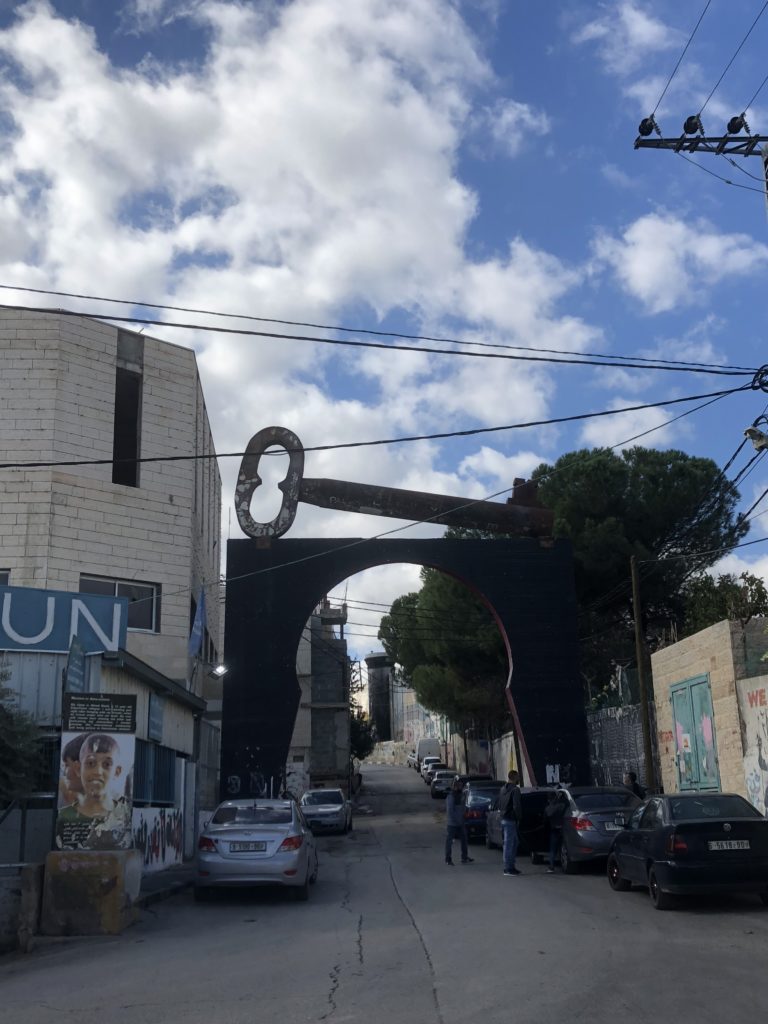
[2,763,767,1024]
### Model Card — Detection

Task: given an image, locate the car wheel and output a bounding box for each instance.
[648,867,672,910]
[607,854,631,892]
[560,841,579,875]
[348,817,353,832]
[310,854,319,885]
[293,872,311,902]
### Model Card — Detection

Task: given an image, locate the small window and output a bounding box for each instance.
[80,575,161,633]
[133,739,176,805]
[0,570,9,586]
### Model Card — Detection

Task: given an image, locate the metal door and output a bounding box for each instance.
[670,675,720,791]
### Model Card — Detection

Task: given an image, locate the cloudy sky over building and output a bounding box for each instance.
[2,1,767,655]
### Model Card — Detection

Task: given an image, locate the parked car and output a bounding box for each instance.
[406,750,418,769]
[420,756,443,781]
[607,792,768,910]
[463,779,505,839]
[559,786,643,873]
[195,799,318,902]
[430,770,456,799]
[486,787,556,858]
[423,762,449,785]
[300,789,353,834]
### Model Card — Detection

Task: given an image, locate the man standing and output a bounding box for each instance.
[499,770,522,876]
[623,771,646,800]
[445,779,473,865]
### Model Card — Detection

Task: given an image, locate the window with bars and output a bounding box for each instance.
[133,739,177,806]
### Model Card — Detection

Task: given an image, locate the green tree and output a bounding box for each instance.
[379,568,508,730]
[681,572,768,636]
[531,446,748,689]
[350,710,376,761]
[0,661,43,803]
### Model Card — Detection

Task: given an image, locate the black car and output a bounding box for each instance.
[485,787,557,859]
[462,780,505,839]
[608,791,768,910]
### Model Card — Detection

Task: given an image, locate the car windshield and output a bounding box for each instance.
[669,795,762,821]
[212,805,292,825]
[428,763,447,771]
[468,785,504,804]
[434,771,454,779]
[573,792,639,810]
[303,792,344,805]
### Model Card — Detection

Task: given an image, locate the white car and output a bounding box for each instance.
[300,789,353,834]
[406,750,418,769]
[421,756,442,781]
[195,799,318,902]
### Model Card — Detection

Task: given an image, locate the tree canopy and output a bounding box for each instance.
[378,445,751,716]
[378,569,508,730]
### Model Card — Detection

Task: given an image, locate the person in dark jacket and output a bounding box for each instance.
[444,779,473,865]
[498,770,522,875]
[544,790,568,873]
[623,771,646,800]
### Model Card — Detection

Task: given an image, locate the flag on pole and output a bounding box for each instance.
[188,588,207,658]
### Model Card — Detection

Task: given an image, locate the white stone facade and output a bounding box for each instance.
[0,308,222,683]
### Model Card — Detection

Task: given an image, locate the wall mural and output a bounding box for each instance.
[132,807,184,873]
[737,678,768,815]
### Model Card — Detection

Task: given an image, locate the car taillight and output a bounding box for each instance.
[570,816,595,831]
[279,835,304,852]
[465,809,483,819]
[665,831,688,857]
[198,836,216,852]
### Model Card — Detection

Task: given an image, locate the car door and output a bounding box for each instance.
[621,802,658,881]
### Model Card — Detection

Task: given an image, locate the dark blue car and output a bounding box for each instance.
[607,792,768,910]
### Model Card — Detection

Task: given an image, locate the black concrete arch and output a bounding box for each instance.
[221,537,589,798]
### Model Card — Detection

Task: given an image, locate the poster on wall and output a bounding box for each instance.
[736,679,768,816]
[55,693,137,851]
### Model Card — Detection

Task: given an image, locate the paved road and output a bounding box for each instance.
[2,764,767,1023]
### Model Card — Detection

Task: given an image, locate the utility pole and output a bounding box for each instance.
[631,555,657,792]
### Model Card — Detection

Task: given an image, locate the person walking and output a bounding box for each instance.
[498,770,522,875]
[544,790,567,873]
[445,778,473,865]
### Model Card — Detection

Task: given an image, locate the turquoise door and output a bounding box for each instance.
[670,675,720,791]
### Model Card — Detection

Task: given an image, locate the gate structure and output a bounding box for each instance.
[221,536,589,798]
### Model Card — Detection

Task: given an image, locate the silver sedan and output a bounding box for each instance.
[195,799,318,901]
[300,789,353,834]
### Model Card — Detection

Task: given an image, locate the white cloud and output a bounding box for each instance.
[572,2,681,75]
[458,446,545,486]
[579,399,671,450]
[481,98,551,158]
[601,163,636,189]
[593,212,768,314]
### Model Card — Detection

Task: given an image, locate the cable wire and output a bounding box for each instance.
[0,384,749,472]
[698,0,768,115]
[0,302,756,376]
[0,286,755,372]
[653,0,713,115]
[678,152,767,193]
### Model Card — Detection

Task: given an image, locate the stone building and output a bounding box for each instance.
[0,307,223,868]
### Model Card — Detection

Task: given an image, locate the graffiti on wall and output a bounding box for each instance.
[736,679,768,815]
[132,807,183,873]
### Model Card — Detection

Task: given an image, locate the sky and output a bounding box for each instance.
[1,0,768,663]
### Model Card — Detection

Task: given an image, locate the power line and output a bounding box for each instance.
[0,285,755,372]
[744,68,768,112]
[0,302,756,377]
[0,384,750,472]
[678,152,767,193]
[698,1,768,116]
[653,0,713,115]
[641,533,768,564]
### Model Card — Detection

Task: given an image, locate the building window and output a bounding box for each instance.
[133,739,177,805]
[79,575,161,633]
[112,366,142,487]
[0,570,9,586]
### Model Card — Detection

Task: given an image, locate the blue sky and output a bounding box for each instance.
[1,0,767,657]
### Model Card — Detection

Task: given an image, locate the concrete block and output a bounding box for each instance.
[40,850,142,937]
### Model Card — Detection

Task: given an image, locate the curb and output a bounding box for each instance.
[135,877,195,909]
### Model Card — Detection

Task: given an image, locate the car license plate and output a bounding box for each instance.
[708,840,750,851]
[229,841,266,852]
[605,823,621,831]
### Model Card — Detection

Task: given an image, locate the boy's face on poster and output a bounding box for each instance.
[81,749,122,798]
[64,758,81,788]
